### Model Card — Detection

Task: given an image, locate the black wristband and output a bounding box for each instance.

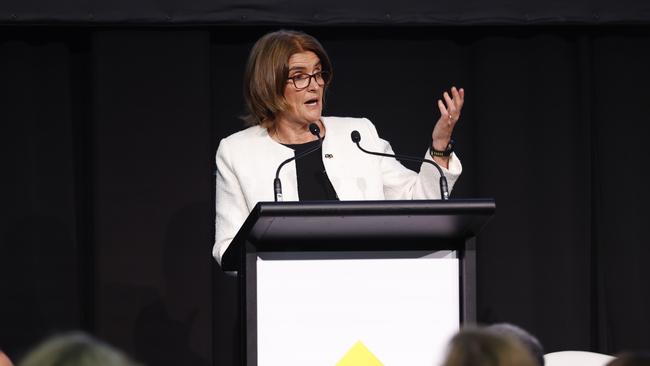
[430,139,454,158]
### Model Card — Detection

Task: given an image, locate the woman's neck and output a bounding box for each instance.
[271,119,324,145]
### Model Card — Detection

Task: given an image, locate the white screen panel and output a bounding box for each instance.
[256,252,459,366]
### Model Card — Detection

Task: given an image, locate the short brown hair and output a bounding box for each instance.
[242,30,333,127]
[607,352,650,366]
[442,327,537,366]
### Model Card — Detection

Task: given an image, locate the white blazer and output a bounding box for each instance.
[213,116,462,264]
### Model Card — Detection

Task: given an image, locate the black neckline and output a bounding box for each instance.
[283,138,321,150]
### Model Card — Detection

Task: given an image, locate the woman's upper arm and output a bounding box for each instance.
[213,138,250,265]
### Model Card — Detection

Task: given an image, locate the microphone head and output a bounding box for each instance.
[351,130,361,143]
[309,123,321,137]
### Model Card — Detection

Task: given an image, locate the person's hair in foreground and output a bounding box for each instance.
[606,352,650,366]
[442,327,537,366]
[486,323,545,366]
[242,29,333,127]
[18,332,139,366]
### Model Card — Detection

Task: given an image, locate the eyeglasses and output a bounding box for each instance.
[287,71,330,90]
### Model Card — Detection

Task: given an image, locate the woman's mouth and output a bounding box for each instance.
[305,98,319,106]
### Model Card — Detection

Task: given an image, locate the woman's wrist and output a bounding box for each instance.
[430,139,454,158]
[431,138,450,151]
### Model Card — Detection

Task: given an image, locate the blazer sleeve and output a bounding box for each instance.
[362,118,462,199]
[213,137,250,265]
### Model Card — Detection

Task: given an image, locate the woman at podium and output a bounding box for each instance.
[213,30,464,265]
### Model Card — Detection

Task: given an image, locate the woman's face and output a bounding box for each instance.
[278,51,324,127]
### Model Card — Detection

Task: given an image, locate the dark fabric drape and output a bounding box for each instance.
[2,26,650,365]
[591,32,650,350]
[90,31,214,365]
[4,1,650,25]
[0,32,87,358]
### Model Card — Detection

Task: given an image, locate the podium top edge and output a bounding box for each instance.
[220,198,496,271]
[254,198,495,216]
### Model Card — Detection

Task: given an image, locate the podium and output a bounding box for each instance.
[222,199,495,366]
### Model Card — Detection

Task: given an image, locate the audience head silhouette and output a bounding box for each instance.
[18,332,139,366]
[607,352,650,366]
[486,323,544,366]
[442,327,537,366]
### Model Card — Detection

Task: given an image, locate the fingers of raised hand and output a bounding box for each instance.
[446,87,464,121]
[437,99,450,123]
[451,86,464,109]
[436,87,465,125]
[443,92,457,117]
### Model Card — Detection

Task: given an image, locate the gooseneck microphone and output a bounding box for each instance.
[274,123,323,202]
[350,130,450,200]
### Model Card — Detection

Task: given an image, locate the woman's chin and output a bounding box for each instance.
[300,113,322,124]
[302,105,322,119]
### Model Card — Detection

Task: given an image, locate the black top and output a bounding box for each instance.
[283,139,339,201]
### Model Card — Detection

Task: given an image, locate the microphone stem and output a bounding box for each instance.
[274,135,324,202]
[355,143,450,200]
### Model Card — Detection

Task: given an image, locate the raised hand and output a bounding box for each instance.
[432,86,464,152]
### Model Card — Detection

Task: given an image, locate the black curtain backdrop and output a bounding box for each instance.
[3,0,650,24]
[1,26,650,365]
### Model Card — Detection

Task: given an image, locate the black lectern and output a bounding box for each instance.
[222,199,495,366]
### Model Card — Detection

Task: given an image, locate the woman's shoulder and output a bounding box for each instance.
[216,125,269,159]
[221,124,266,143]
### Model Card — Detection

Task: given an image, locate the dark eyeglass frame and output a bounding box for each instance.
[287,71,330,90]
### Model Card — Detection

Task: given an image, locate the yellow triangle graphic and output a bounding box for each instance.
[336,340,384,366]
